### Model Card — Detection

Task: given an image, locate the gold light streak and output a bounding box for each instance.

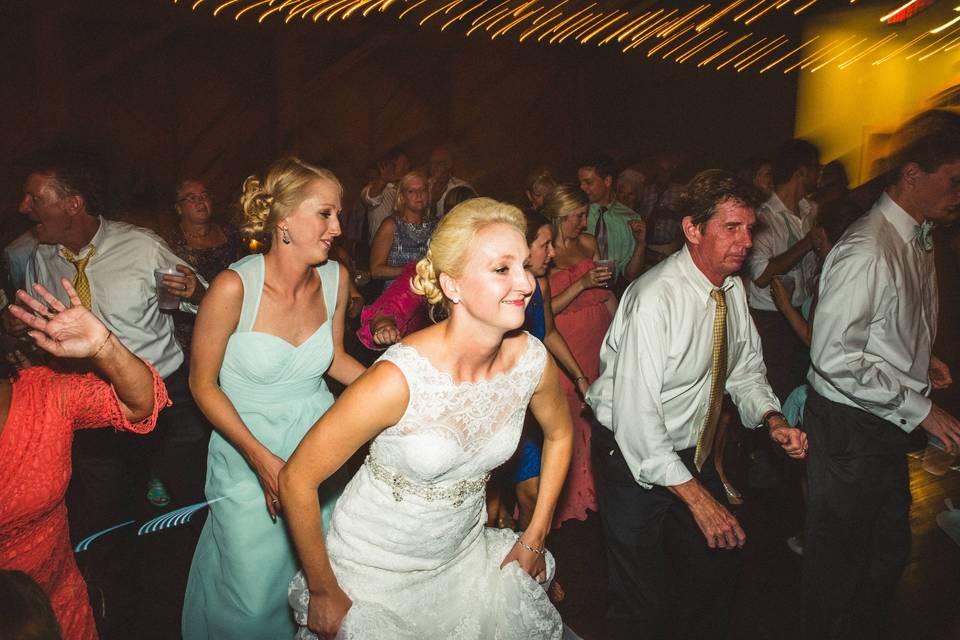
[759,34,817,71]
[918,33,960,59]
[872,31,929,64]
[491,5,543,37]
[946,34,960,50]
[580,10,629,43]
[518,10,562,39]
[465,5,510,34]
[743,0,778,25]
[782,37,843,72]
[192,0,211,9]
[630,10,679,44]
[285,0,328,21]
[257,0,300,22]
[599,13,651,45]
[537,3,595,42]
[342,0,381,18]
[554,12,601,43]
[660,27,710,58]
[532,1,568,24]
[734,0,768,22]
[469,0,510,25]
[809,37,866,71]
[483,4,527,33]
[234,0,273,20]
[419,0,464,26]
[736,37,787,69]
[792,0,819,14]
[837,33,896,68]
[698,32,751,65]
[907,24,960,57]
[398,0,432,19]
[716,36,767,69]
[879,0,918,22]
[677,29,726,62]
[213,0,245,17]
[647,24,696,56]
[441,0,490,30]
[931,7,960,34]
[697,0,746,32]
[800,35,856,69]
[617,11,663,41]
[734,34,786,69]
[659,4,710,37]
[324,0,368,21]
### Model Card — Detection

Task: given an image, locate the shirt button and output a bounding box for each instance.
[900,419,906,425]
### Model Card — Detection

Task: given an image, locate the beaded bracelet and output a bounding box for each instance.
[572,375,588,384]
[515,538,546,556]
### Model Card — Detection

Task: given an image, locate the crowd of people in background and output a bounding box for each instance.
[1,108,960,640]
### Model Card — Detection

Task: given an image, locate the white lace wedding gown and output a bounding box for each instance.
[289,334,564,639]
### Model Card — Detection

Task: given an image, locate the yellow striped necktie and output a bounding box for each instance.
[61,246,97,309]
[694,288,728,472]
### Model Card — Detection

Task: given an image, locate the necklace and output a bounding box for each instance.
[180,222,213,240]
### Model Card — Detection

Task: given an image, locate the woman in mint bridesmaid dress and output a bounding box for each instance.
[182,158,365,640]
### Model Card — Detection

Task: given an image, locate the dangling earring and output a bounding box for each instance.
[281,228,291,245]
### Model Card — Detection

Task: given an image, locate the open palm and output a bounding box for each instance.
[9,279,110,359]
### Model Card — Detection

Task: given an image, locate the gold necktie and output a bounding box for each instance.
[61,246,97,309]
[695,288,728,471]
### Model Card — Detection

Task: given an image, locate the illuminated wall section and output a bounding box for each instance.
[795,3,960,183]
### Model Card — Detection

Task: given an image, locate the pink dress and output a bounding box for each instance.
[0,366,168,640]
[548,258,613,527]
[357,262,430,351]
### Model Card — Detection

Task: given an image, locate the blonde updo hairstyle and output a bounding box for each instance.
[540,183,589,238]
[239,157,343,237]
[411,197,526,306]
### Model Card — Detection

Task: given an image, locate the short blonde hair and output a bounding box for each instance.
[411,197,525,305]
[540,183,589,237]
[239,157,343,236]
[393,170,430,216]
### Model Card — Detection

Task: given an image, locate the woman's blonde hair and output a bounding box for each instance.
[540,183,589,237]
[411,197,525,305]
[239,157,343,237]
[392,170,430,217]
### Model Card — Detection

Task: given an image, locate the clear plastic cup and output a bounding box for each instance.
[154,268,181,310]
[596,259,617,287]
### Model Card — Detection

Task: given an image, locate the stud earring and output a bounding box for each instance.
[451,297,461,304]
[281,228,291,244]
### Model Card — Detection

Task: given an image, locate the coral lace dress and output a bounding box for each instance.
[0,366,168,640]
[548,259,613,526]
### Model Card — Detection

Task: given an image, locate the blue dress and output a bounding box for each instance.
[182,254,345,639]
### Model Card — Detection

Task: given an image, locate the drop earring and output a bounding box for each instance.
[281,228,291,245]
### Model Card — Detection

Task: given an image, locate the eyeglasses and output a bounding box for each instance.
[177,192,210,205]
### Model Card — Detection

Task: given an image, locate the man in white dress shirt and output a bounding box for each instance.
[16,153,210,526]
[427,145,472,219]
[747,138,828,401]
[587,170,807,640]
[802,110,960,639]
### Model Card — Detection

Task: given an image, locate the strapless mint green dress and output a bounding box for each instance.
[182,254,346,639]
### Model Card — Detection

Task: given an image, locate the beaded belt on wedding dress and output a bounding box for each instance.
[364,455,490,507]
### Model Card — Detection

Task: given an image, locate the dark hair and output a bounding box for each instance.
[887,109,960,179]
[442,185,478,212]
[819,198,863,244]
[381,146,409,165]
[0,570,62,640]
[771,139,820,186]
[31,150,106,217]
[680,169,768,228]
[579,154,618,181]
[523,209,551,246]
[736,156,771,185]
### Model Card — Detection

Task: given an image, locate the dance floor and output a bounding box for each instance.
[73,450,960,640]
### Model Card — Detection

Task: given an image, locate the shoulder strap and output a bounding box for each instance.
[316,259,340,319]
[230,254,264,332]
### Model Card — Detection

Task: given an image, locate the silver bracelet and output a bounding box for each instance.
[515,538,546,556]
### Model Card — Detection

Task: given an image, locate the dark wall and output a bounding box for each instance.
[1,0,797,231]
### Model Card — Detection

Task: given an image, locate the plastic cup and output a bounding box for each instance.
[154,268,181,310]
[597,259,617,287]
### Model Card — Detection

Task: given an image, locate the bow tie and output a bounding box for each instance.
[914,221,934,252]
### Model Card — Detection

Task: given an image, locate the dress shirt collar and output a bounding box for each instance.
[676,244,736,305]
[877,192,921,245]
[764,191,812,220]
[57,217,104,261]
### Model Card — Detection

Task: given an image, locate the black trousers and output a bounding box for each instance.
[594,426,742,640]
[750,308,809,403]
[802,389,912,640]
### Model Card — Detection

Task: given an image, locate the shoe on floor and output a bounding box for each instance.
[146,479,171,507]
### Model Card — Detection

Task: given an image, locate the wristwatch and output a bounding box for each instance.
[762,411,786,429]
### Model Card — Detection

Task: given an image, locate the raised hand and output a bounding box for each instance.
[10,279,111,359]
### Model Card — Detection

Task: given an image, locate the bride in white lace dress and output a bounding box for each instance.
[280,198,574,639]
